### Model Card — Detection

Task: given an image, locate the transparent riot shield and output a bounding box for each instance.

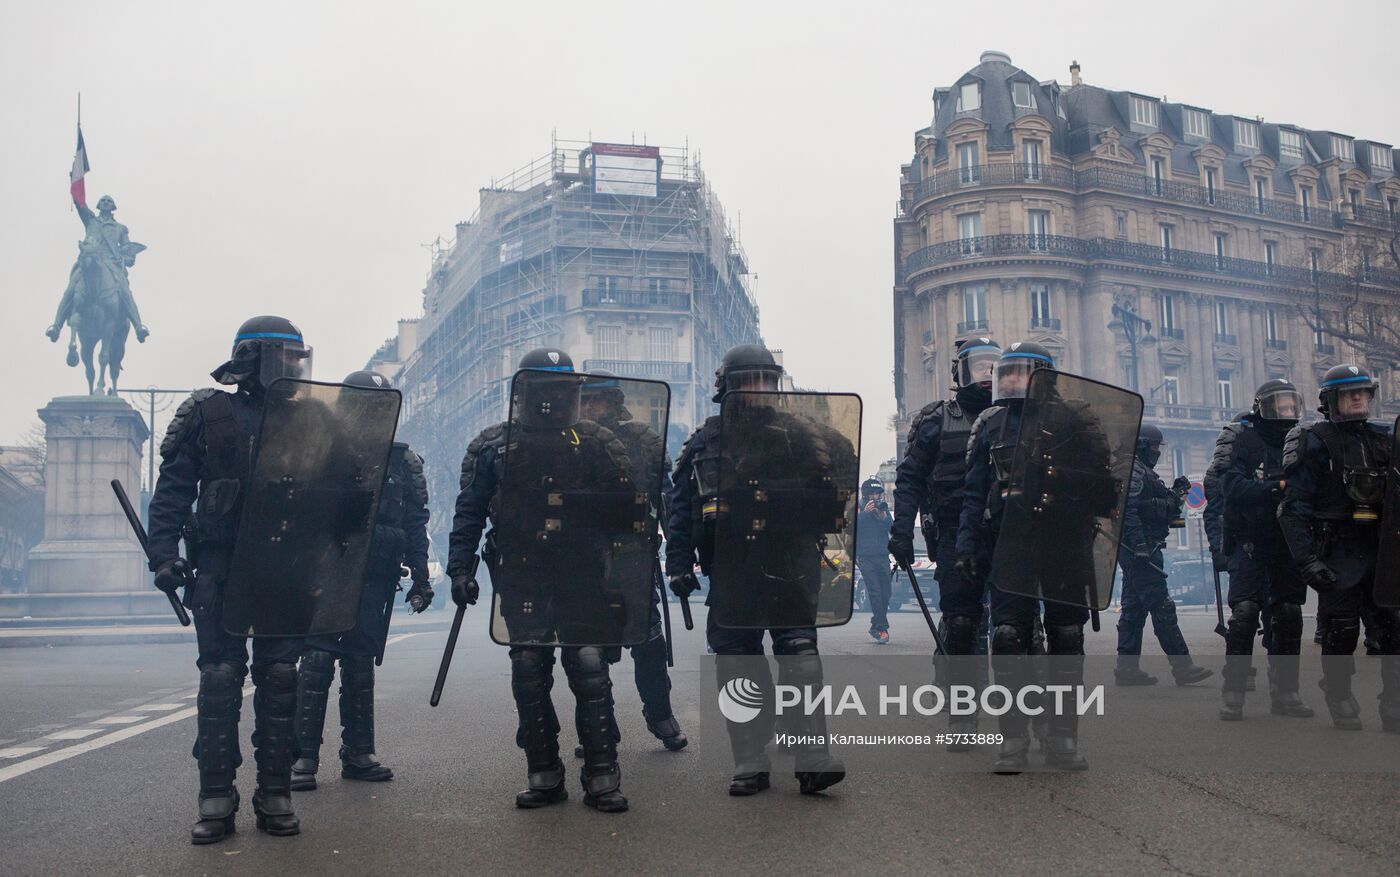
[708,391,863,629]
[223,379,402,637]
[488,369,671,647]
[989,371,1142,610]
[1374,415,1400,607]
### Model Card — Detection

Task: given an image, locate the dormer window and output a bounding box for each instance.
[1370,144,1393,176]
[1280,129,1305,160]
[1013,81,1035,109]
[1184,108,1210,139]
[1332,135,1354,161]
[958,82,981,112]
[1235,120,1259,150]
[1131,96,1158,128]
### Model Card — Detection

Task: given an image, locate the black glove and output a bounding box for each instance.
[451,572,479,607]
[1300,557,1337,592]
[888,533,916,568]
[954,553,981,585]
[153,558,191,595]
[1211,550,1227,573]
[1170,476,1192,497]
[406,577,434,613]
[669,571,701,600]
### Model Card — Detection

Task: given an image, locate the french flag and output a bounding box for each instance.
[70,127,89,208]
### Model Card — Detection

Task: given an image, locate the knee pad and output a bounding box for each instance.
[201,660,244,696]
[510,648,555,697]
[1230,600,1262,628]
[1271,602,1303,637]
[772,635,818,657]
[943,615,979,655]
[252,661,298,694]
[992,623,1028,656]
[1045,624,1085,656]
[339,654,373,692]
[300,648,335,679]
[563,647,611,699]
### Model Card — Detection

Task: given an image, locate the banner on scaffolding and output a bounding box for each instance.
[592,143,660,198]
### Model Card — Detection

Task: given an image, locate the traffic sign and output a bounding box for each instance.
[1185,481,1207,511]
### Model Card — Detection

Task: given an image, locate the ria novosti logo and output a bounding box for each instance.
[717,677,765,724]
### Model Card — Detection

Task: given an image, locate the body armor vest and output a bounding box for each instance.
[1223,424,1287,538]
[369,444,410,568]
[193,391,253,549]
[926,400,977,520]
[1309,422,1391,523]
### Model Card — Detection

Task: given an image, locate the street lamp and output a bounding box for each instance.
[1108,303,1157,392]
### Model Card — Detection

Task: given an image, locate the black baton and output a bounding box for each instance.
[111,479,190,626]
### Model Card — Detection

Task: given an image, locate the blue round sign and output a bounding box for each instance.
[1185,481,1207,510]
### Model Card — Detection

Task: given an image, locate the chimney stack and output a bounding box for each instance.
[1070,60,1082,87]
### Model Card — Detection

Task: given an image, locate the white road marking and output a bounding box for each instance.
[45,728,102,740]
[95,715,143,725]
[386,632,419,647]
[0,709,198,783]
[133,703,183,712]
[0,747,48,760]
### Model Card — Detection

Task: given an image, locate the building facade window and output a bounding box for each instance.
[1332,135,1354,161]
[1315,326,1328,351]
[1022,140,1043,179]
[1160,293,1177,333]
[1235,120,1259,150]
[1131,96,1158,127]
[1031,284,1053,325]
[1184,108,1210,139]
[1206,167,1218,204]
[649,326,673,361]
[1349,189,1361,214]
[1160,224,1174,257]
[1310,249,1321,278]
[1215,300,1230,336]
[1214,233,1229,268]
[1115,211,1128,237]
[1163,375,1180,405]
[1013,81,1034,108]
[1371,144,1393,176]
[958,82,981,112]
[1265,240,1277,273]
[1280,129,1305,160]
[962,285,987,327]
[1255,177,1268,212]
[958,213,983,254]
[1151,157,1166,195]
[597,324,623,359]
[1266,307,1280,342]
[957,141,980,183]
[1389,196,1398,218]
[1301,186,1313,221]
[1218,371,1234,409]
[1027,210,1049,249]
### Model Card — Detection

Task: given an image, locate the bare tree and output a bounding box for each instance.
[1296,215,1400,365]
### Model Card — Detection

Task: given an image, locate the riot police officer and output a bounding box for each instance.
[667,344,849,797]
[446,348,634,812]
[576,370,687,753]
[957,341,1101,772]
[857,478,893,643]
[1209,380,1312,720]
[890,338,1000,735]
[1278,365,1400,732]
[146,316,312,842]
[290,371,434,792]
[1115,424,1212,686]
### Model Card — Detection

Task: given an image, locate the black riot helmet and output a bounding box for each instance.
[343,370,393,389]
[860,477,885,500]
[514,347,580,430]
[992,340,1055,403]
[1252,379,1302,423]
[713,344,784,403]
[580,368,630,426]
[211,315,312,390]
[953,337,1001,391]
[1137,422,1165,467]
[1319,364,1378,423]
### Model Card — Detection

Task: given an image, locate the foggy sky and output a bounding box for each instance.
[2,0,1396,474]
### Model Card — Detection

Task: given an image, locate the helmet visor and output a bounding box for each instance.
[1256,387,1304,422]
[728,366,783,393]
[1331,385,1376,422]
[515,370,582,429]
[957,347,1000,389]
[258,339,313,388]
[993,360,1040,402]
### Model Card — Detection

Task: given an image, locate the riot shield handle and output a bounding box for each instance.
[431,555,476,707]
[111,479,191,627]
[898,561,946,654]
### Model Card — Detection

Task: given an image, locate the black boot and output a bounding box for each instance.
[339,656,393,782]
[644,711,689,752]
[943,619,982,752]
[1221,601,1259,719]
[515,760,569,808]
[994,735,1031,774]
[510,647,565,808]
[1043,625,1088,771]
[1114,654,1158,686]
[1320,625,1363,731]
[291,648,334,791]
[728,771,771,796]
[566,647,628,813]
[251,662,300,836]
[1168,655,1213,686]
[1219,688,1245,721]
[192,661,243,845]
[1267,607,1313,717]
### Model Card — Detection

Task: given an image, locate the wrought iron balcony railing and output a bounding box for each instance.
[1215,333,1238,346]
[956,319,989,333]
[581,359,693,381]
[1031,316,1062,331]
[1266,338,1288,350]
[581,289,691,310]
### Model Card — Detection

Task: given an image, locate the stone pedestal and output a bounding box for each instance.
[5,396,167,622]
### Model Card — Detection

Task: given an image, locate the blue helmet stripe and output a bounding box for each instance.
[1323,375,1373,387]
[1001,352,1053,364]
[526,365,574,373]
[235,332,303,343]
[960,344,1001,356]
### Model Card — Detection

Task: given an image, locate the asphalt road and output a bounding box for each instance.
[1,606,1396,877]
